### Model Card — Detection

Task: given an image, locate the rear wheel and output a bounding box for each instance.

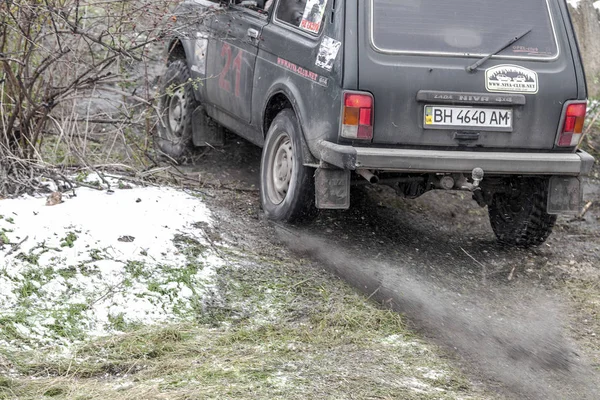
[156,60,196,160]
[488,178,556,247]
[260,109,315,222]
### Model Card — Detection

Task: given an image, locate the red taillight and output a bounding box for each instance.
[558,102,587,147]
[342,92,373,140]
[359,109,371,126]
[345,94,372,108]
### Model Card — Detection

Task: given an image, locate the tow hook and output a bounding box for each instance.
[471,167,484,189]
[458,168,486,207]
[457,168,484,191]
[472,168,486,207]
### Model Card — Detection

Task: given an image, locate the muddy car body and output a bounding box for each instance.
[158,0,595,246]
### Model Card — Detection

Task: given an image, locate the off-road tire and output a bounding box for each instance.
[488,178,556,247]
[260,109,316,223]
[156,60,196,160]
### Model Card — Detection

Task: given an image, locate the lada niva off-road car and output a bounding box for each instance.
[158,0,595,247]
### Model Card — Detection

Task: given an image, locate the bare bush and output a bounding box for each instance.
[0,0,209,196]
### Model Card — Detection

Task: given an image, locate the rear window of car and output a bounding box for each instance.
[371,0,558,59]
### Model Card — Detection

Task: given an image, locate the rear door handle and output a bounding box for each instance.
[247,28,259,39]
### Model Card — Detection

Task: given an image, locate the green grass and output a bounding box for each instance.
[0,231,9,245]
[172,234,207,258]
[124,260,149,279]
[14,252,40,266]
[0,311,29,342]
[60,232,78,248]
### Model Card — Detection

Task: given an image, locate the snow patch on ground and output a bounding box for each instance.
[417,366,447,381]
[402,376,445,394]
[380,334,422,349]
[0,177,220,351]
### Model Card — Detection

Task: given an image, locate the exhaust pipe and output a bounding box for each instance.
[357,169,379,184]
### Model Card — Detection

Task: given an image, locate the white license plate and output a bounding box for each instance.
[424,105,513,131]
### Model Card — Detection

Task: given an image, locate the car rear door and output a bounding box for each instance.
[356,0,578,151]
[206,1,268,123]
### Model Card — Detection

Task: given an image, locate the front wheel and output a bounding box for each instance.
[156,60,196,160]
[488,178,556,247]
[260,109,315,223]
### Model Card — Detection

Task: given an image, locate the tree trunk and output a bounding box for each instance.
[569,0,600,98]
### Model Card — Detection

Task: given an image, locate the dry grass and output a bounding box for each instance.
[0,248,491,400]
[564,279,600,369]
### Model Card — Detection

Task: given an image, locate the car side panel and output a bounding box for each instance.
[168,0,221,103]
[342,0,358,90]
[253,0,345,157]
[206,9,267,130]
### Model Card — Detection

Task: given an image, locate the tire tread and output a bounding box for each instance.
[489,179,556,247]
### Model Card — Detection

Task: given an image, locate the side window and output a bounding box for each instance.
[276,0,306,26]
[233,0,269,13]
[275,0,327,34]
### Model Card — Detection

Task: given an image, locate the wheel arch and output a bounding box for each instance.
[261,86,318,165]
[166,38,195,66]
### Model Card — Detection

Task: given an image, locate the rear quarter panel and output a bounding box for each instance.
[253,0,345,156]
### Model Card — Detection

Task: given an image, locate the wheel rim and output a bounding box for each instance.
[166,87,186,138]
[266,134,294,205]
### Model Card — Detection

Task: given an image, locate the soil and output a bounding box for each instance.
[181,134,600,400]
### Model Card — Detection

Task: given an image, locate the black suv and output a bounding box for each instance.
[158,0,595,247]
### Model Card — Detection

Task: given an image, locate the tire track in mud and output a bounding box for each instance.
[276,224,600,399]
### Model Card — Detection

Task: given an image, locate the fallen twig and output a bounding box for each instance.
[579,201,593,219]
[292,277,314,288]
[366,286,381,301]
[568,201,594,222]
[460,247,487,284]
[508,266,517,281]
[6,235,29,256]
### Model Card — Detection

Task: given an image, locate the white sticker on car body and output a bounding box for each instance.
[316,36,341,71]
[485,64,538,94]
[300,0,327,33]
[192,34,208,75]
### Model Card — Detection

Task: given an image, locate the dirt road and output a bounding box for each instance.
[183,135,600,400]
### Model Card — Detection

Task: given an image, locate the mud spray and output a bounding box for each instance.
[276,225,600,400]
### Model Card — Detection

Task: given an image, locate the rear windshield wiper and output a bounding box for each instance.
[466,28,532,73]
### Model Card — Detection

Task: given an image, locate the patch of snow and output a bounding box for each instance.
[380,334,422,348]
[270,371,290,388]
[417,367,447,380]
[113,381,136,391]
[0,177,221,351]
[402,377,433,393]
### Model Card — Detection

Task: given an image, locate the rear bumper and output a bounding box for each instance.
[318,141,595,176]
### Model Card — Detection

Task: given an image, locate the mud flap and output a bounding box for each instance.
[547,176,582,215]
[315,168,350,209]
[192,106,224,147]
